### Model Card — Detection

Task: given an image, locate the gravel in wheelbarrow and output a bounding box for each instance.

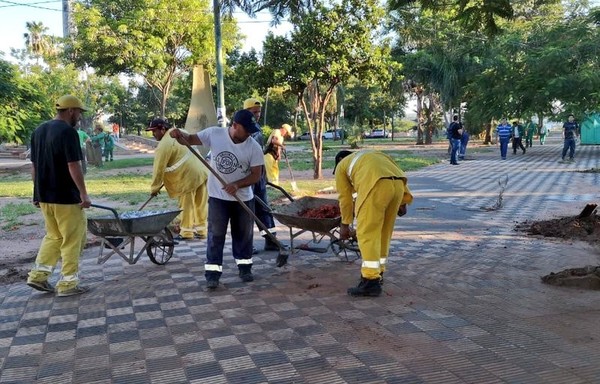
[272,196,341,234]
[88,209,181,237]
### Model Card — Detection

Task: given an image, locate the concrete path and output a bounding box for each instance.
[1,137,600,383]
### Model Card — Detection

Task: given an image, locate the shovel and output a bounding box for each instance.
[282,149,298,192]
[180,139,291,267]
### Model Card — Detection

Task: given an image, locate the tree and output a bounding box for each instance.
[262,0,397,179]
[69,0,238,116]
[0,58,48,144]
[23,21,55,65]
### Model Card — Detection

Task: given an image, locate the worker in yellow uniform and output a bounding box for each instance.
[147,118,208,240]
[263,123,292,185]
[334,150,413,297]
[266,123,292,147]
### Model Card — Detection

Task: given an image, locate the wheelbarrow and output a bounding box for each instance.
[87,204,181,265]
[270,196,361,262]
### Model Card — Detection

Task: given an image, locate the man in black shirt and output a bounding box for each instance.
[27,95,92,297]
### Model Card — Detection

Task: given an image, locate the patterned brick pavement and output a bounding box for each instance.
[1,138,600,383]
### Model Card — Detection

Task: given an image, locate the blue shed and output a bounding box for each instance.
[580,113,600,145]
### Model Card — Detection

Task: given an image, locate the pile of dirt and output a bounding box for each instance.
[516,214,600,243]
[516,213,600,290]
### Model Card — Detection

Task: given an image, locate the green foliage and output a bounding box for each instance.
[68,0,236,116]
[0,58,48,144]
[262,0,396,178]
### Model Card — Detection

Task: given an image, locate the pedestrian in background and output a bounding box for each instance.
[334,150,413,297]
[27,95,91,297]
[561,114,579,162]
[77,125,90,174]
[539,124,548,145]
[170,109,264,289]
[496,118,512,160]
[524,119,537,148]
[448,115,462,165]
[103,128,115,162]
[459,126,469,161]
[512,120,526,155]
[147,118,208,241]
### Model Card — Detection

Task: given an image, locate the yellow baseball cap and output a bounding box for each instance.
[243,98,262,109]
[55,95,88,111]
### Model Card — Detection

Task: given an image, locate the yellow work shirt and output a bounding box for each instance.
[151,128,208,197]
[335,150,413,225]
[264,152,279,185]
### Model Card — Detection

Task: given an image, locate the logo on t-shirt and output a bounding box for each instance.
[214,151,240,174]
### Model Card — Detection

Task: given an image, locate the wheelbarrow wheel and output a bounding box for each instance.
[146,228,175,265]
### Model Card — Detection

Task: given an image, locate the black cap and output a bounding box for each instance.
[233,109,260,134]
[333,150,353,175]
[146,118,170,131]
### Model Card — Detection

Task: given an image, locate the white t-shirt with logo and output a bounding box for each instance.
[197,126,264,201]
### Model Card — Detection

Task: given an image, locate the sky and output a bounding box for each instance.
[0,0,289,59]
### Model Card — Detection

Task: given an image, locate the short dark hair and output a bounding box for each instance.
[333,150,353,175]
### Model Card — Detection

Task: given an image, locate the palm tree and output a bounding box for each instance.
[23,21,51,64]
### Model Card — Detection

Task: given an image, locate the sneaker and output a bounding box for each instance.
[206,278,219,289]
[252,247,259,255]
[27,280,55,293]
[174,234,193,241]
[57,285,90,297]
[194,233,207,240]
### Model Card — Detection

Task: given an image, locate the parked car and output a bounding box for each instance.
[366,129,391,139]
[298,132,316,141]
[323,129,343,140]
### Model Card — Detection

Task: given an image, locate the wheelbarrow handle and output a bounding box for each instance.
[90,204,120,219]
[266,181,295,202]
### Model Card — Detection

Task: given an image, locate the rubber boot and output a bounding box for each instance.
[347,277,382,297]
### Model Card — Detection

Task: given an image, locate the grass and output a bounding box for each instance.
[0,144,439,202]
[0,202,38,230]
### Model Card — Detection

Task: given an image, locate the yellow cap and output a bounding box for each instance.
[55,95,88,111]
[281,124,292,134]
[243,98,262,109]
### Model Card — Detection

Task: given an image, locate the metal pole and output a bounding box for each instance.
[213,0,226,127]
[264,88,270,126]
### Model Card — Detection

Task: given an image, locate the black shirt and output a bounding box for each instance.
[31,119,83,204]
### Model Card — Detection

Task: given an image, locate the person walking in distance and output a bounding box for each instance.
[448,115,462,165]
[561,114,579,162]
[334,150,413,297]
[539,123,548,145]
[496,118,512,160]
[524,119,537,148]
[170,109,264,289]
[147,118,208,241]
[512,120,526,155]
[27,95,92,297]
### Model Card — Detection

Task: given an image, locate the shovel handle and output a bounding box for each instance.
[139,184,163,211]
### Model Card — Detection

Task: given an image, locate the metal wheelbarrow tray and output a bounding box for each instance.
[271,196,360,260]
[87,204,181,265]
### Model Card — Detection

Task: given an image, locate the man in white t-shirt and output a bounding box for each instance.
[170,109,264,289]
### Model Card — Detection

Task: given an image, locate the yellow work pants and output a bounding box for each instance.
[28,203,87,290]
[178,183,208,238]
[356,179,404,280]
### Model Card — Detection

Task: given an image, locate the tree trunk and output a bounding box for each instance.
[415,87,424,145]
[484,121,493,144]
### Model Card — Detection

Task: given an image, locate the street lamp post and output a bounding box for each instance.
[213,0,226,127]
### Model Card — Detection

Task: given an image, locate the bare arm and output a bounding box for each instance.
[169,128,203,146]
[68,161,91,208]
[222,165,262,196]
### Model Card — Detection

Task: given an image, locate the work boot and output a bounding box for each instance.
[205,272,221,290]
[347,277,382,297]
[238,265,254,282]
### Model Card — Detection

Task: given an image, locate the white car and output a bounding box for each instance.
[323,130,341,140]
[368,129,391,138]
